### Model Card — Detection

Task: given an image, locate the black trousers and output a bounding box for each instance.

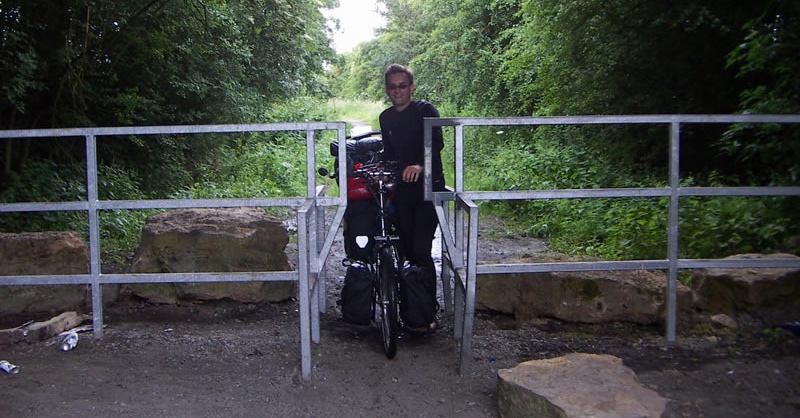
[394,199,438,298]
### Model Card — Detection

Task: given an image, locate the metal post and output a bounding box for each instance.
[439,197,453,315]
[86,134,104,338]
[453,125,466,337]
[297,200,312,380]
[459,198,479,374]
[666,122,681,343]
[305,128,320,343]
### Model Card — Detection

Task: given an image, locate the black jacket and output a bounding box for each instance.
[379,100,445,201]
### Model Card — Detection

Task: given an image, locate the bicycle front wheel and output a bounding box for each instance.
[377,246,399,359]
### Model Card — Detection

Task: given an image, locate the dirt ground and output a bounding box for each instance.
[2,218,799,418]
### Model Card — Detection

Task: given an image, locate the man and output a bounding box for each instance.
[379,63,445,333]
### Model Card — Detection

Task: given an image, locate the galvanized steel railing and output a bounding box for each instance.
[3,115,799,378]
[0,122,357,381]
[424,114,800,373]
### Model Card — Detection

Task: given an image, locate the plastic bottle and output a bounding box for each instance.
[59,331,79,351]
[0,360,20,374]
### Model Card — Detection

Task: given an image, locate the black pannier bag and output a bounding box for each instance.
[330,133,383,324]
[329,133,384,262]
[340,263,374,325]
[400,265,437,328]
[343,200,378,262]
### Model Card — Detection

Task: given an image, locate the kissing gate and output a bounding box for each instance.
[1,115,799,380]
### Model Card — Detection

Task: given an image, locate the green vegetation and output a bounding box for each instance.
[1,0,798,260]
[330,0,800,260]
[327,98,385,131]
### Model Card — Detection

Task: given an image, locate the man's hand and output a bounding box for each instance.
[402,164,423,182]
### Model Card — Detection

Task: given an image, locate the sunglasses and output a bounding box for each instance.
[387,84,410,90]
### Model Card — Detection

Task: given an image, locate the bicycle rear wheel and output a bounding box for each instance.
[377,246,399,359]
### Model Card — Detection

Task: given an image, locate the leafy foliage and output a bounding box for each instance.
[0,0,337,251]
[2,0,797,260]
[0,160,151,250]
[331,0,800,260]
[1,0,336,197]
[720,0,800,186]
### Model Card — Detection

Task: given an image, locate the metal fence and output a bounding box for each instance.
[425,114,800,373]
[2,115,799,378]
[0,121,357,381]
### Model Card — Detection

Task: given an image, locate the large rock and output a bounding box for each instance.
[0,231,93,316]
[497,353,669,418]
[477,256,692,324]
[692,253,800,323]
[128,207,294,304]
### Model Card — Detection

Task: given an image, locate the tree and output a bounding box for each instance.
[412,0,520,114]
[495,0,766,173]
[1,0,336,195]
[720,0,800,185]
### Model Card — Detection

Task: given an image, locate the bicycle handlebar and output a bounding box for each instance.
[352,161,399,181]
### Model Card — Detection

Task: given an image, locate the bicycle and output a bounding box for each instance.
[345,160,403,358]
[319,132,404,358]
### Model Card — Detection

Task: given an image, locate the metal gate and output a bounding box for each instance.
[0,121,355,381]
[3,115,799,379]
[426,114,800,373]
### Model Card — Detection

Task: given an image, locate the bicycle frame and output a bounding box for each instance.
[352,162,401,260]
[352,162,403,358]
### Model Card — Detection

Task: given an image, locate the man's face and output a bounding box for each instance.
[385,73,415,110]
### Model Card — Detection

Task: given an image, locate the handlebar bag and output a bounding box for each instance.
[329,137,384,178]
[329,136,383,157]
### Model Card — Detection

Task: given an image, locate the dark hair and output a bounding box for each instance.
[384,63,415,85]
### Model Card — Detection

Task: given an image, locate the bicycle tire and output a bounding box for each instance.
[377,246,400,359]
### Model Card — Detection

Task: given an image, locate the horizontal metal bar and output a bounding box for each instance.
[0,201,89,212]
[8,258,796,287]
[428,114,800,128]
[0,197,308,213]
[4,116,797,140]
[454,186,800,201]
[0,271,299,286]
[313,197,348,207]
[464,188,671,200]
[477,260,671,274]
[6,187,795,213]
[0,121,344,139]
[104,271,300,284]
[0,275,94,286]
[476,257,800,275]
[96,198,307,210]
[678,258,800,270]
[679,186,800,197]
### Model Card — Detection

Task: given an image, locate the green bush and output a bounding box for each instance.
[167,97,343,207]
[463,127,797,261]
[175,133,309,199]
[0,161,151,251]
[680,195,795,258]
